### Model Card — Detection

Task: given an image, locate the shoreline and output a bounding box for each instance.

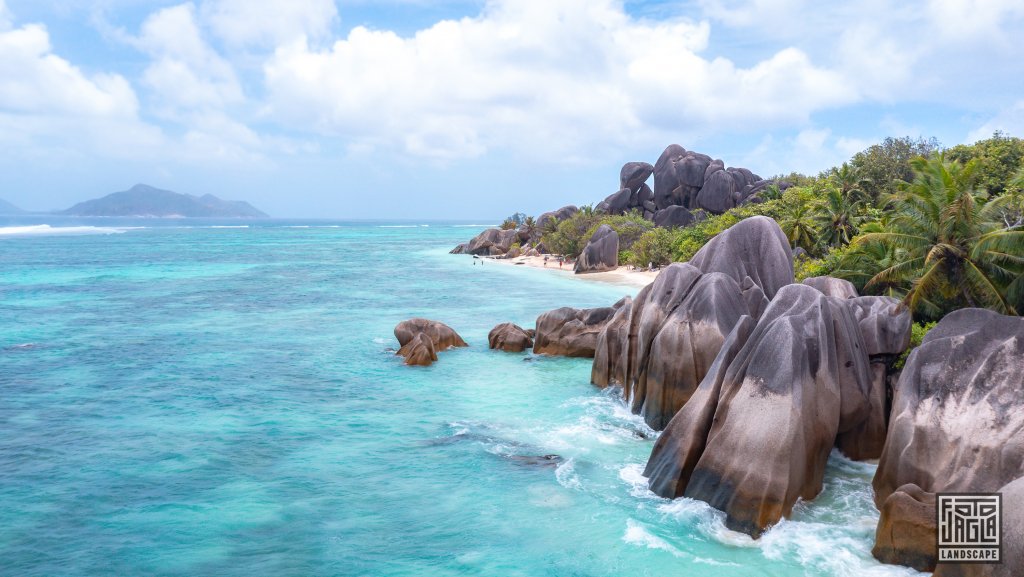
[485,254,659,289]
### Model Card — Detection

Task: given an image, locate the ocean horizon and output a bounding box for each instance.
[1,220,923,576]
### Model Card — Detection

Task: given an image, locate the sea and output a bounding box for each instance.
[0,217,924,577]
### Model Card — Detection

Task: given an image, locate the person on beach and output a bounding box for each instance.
[544,255,548,266]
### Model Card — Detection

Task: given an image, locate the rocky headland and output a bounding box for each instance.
[449,144,789,274]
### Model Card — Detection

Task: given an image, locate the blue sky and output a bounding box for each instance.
[1,0,1022,218]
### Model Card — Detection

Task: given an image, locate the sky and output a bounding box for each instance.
[1,0,1023,218]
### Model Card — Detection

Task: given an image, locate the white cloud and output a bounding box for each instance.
[0,21,138,117]
[263,0,856,161]
[201,0,338,48]
[740,128,869,177]
[926,0,1024,42]
[134,3,243,114]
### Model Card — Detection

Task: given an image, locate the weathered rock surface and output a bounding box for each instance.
[458,227,520,256]
[871,309,1024,571]
[872,484,937,572]
[598,188,632,215]
[803,276,859,299]
[696,169,738,214]
[394,318,468,367]
[653,144,689,209]
[397,333,437,366]
[620,161,654,193]
[488,322,534,352]
[644,283,876,537]
[835,296,911,460]
[537,205,578,231]
[639,272,752,429]
[591,217,793,429]
[534,298,629,358]
[652,205,695,229]
[591,296,632,388]
[688,215,794,299]
[574,224,619,274]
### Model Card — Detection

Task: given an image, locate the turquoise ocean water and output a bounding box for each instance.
[0,219,924,577]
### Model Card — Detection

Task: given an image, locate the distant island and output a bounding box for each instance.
[0,198,25,215]
[60,184,268,218]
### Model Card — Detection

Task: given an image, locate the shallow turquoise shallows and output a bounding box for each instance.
[0,220,924,577]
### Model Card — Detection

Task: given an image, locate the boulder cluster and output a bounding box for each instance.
[451,144,787,274]
[441,199,1024,573]
[528,215,1024,572]
[393,318,468,366]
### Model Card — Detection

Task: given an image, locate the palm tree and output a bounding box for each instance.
[777,201,818,253]
[833,220,907,297]
[813,185,862,249]
[830,162,871,204]
[857,154,1024,318]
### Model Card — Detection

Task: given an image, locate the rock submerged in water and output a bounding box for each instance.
[488,322,534,353]
[534,298,629,358]
[643,283,875,537]
[871,309,1024,572]
[574,224,618,274]
[394,318,468,366]
[397,332,437,366]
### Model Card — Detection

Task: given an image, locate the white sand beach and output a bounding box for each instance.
[487,254,659,289]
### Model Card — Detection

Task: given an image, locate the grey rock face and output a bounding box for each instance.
[696,169,738,214]
[652,205,695,229]
[620,161,654,193]
[574,224,619,274]
[599,188,633,215]
[644,283,875,537]
[534,298,629,358]
[488,322,535,352]
[394,318,468,366]
[688,215,794,299]
[537,205,578,231]
[463,228,520,256]
[871,309,1024,572]
[802,276,859,300]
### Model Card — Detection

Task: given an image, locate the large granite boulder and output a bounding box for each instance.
[835,296,911,460]
[534,298,628,358]
[598,188,632,215]
[644,283,875,537]
[653,144,688,209]
[652,205,695,229]
[803,276,859,299]
[462,228,519,256]
[696,169,738,214]
[620,161,654,193]
[488,322,534,353]
[872,483,937,572]
[574,225,619,274]
[872,309,1024,571]
[591,296,632,388]
[590,217,793,429]
[638,272,751,429]
[394,318,467,366]
[397,333,438,366]
[688,215,794,299]
[537,205,578,231]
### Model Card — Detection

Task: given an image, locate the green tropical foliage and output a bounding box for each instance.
[856,154,1024,317]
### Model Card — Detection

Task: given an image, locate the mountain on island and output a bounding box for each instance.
[0,198,25,214]
[61,184,268,218]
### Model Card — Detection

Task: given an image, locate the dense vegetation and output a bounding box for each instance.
[538,133,1024,323]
